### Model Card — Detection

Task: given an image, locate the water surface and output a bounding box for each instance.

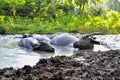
[0,34,120,69]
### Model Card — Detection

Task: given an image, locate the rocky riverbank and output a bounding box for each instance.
[0,50,120,80]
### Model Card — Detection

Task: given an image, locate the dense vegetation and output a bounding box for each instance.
[0,0,120,34]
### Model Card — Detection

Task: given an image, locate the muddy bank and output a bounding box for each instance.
[0,50,120,80]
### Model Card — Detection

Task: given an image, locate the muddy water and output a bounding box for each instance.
[0,35,120,69]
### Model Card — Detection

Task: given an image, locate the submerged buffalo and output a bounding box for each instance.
[19,32,101,51]
[33,35,50,44]
[18,36,55,52]
[73,32,101,49]
[50,34,78,47]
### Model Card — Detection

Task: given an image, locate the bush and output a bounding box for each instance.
[0,26,6,34]
[89,4,106,16]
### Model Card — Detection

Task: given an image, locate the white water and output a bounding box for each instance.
[94,35,120,51]
[0,35,120,69]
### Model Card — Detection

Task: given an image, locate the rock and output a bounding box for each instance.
[22,65,32,74]
[0,50,120,79]
[15,69,22,77]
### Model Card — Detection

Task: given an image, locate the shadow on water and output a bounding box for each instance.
[0,34,120,69]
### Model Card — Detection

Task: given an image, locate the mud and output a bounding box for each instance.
[0,50,120,80]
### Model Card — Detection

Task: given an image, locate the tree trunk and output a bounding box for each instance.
[52,0,56,20]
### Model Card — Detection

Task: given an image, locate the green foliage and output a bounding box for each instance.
[0,0,25,17]
[75,0,88,10]
[0,0,120,34]
[56,2,74,14]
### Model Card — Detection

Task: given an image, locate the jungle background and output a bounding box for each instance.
[0,0,120,34]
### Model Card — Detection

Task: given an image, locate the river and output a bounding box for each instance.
[0,34,120,69]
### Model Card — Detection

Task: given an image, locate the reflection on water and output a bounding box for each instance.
[0,35,120,69]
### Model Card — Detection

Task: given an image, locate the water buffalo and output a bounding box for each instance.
[50,34,78,47]
[33,35,50,44]
[73,32,101,49]
[18,37,55,52]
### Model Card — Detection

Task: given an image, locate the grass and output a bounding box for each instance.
[0,10,120,34]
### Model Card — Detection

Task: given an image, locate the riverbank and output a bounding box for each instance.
[0,10,120,34]
[0,50,120,80]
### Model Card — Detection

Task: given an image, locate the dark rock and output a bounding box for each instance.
[71,61,83,67]
[64,69,75,76]
[25,74,33,80]
[0,70,4,75]
[22,65,32,74]
[0,50,120,80]
[15,69,22,77]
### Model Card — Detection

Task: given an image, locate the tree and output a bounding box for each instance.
[75,0,89,11]
[52,0,56,20]
[3,0,25,18]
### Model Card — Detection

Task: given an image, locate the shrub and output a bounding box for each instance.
[0,26,6,34]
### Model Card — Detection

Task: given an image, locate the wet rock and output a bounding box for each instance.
[22,65,32,74]
[38,72,53,80]
[70,61,83,67]
[25,74,33,80]
[36,59,48,67]
[0,70,4,75]
[112,77,120,80]
[15,69,22,77]
[4,71,14,78]
[0,50,120,80]
[64,69,75,76]
[22,65,32,71]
